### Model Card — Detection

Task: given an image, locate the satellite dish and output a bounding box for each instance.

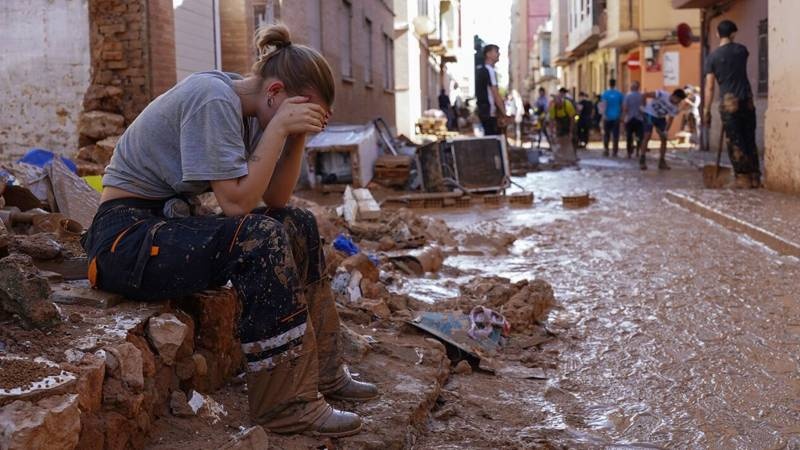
[677,23,693,48]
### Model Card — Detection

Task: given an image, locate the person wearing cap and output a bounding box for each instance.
[703,19,761,188]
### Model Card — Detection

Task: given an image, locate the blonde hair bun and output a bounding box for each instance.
[255,23,292,58]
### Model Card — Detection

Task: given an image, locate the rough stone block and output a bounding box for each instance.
[78,110,124,141]
[0,394,81,450]
[146,314,188,366]
[0,254,60,329]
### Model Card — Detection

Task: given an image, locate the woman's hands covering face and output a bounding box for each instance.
[271,96,328,136]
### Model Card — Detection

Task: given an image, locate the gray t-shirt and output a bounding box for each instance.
[623,91,644,122]
[103,71,261,199]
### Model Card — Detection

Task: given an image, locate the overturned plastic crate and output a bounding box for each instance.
[305,123,380,192]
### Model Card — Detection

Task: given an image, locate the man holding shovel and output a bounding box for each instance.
[703,19,761,188]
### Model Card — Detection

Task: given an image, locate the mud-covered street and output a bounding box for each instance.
[407,151,800,449]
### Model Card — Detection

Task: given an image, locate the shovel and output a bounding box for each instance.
[702,126,732,188]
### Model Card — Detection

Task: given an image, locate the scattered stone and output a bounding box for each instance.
[452,360,472,375]
[0,394,81,450]
[0,220,9,253]
[76,144,96,162]
[105,342,143,390]
[92,135,120,165]
[146,313,188,366]
[192,353,208,377]
[359,298,391,319]
[378,235,396,251]
[10,234,62,260]
[82,84,124,113]
[175,356,195,381]
[219,425,269,450]
[169,390,195,418]
[340,253,379,283]
[433,404,459,421]
[78,110,125,141]
[72,353,106,413]
[500,280,556,331]
[0,254,60,329]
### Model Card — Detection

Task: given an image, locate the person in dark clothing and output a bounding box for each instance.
[704,19,761,188]
[476,44,507,135]
[438,88,454,130]
[592,94,603,131]
[80,24,377,437]
[576,92,593,148]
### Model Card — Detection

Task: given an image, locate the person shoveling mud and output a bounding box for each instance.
[80,24,378,437]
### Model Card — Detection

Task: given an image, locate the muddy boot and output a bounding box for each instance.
[658,158,671,170]
[246,321,363,437]
[323,366,379,402]
[602,149,609,157]
[306,278,380,401]
[639,154,647,170]
[733,174,752,189]
[305,407,362,438]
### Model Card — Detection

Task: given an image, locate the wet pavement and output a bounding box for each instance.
[408,151,800,449]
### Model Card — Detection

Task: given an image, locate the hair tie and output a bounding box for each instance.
[275,40,292,49]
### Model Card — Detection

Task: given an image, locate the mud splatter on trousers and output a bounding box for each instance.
[720,95,760,177]
[82,198,346,430]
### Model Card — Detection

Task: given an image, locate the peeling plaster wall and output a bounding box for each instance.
[0,0,91,160]
[765,0,800,194]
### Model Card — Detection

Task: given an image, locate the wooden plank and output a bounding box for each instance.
[50,280,126,309]
[33,257,88,281]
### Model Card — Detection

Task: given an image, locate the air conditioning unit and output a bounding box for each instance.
[416,136,510,193]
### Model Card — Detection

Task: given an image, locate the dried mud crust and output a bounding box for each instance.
[0,358,61,390]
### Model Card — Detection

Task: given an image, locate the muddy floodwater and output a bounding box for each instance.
[406,155,800,449]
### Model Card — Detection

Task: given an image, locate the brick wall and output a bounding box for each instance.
[220,0,253,75]
[220,0,396,127]
[86,0,151,127]
[147,0,177,98]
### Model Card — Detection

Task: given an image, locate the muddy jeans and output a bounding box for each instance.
[720,96,760,177]
[81,198,346,430]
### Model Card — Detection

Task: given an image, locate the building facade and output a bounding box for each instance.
[393,0,461,137]
[553,0,701,100]
[219,0,397,128]
[0,0,399,160]
[509,0,550,102]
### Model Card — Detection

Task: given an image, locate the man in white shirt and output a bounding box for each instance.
[639,88,687,170]
[476,44,507,135]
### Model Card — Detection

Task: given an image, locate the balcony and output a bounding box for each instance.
[566,0,605,55]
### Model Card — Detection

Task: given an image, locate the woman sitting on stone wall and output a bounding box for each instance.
[80,24,377,438]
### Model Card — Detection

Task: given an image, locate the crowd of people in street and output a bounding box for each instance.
[460,19,761,189]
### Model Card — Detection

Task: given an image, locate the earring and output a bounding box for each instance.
[267,96,273,107]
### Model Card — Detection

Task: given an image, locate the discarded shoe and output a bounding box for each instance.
[323,368,379,402]
[658,159,671,170]
[304,407,363,438]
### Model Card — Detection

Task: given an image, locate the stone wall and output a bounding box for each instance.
[75,0,177,175]
[0,0,92,161]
